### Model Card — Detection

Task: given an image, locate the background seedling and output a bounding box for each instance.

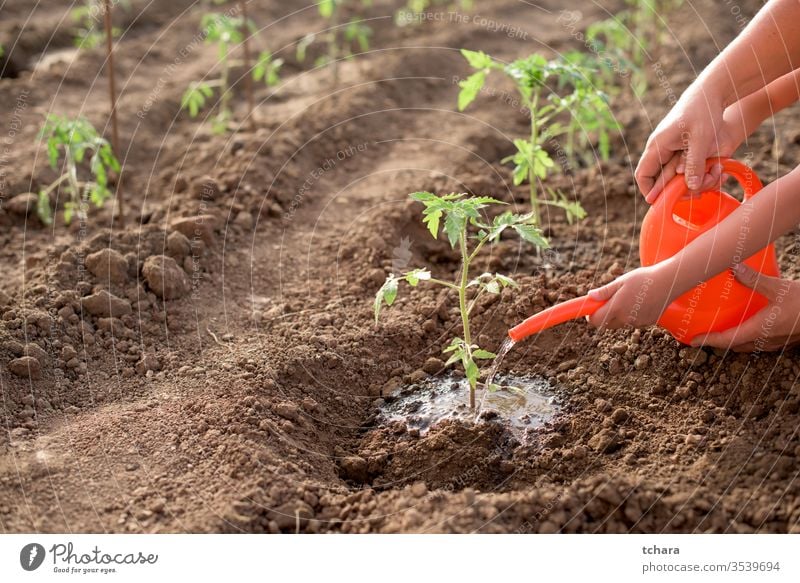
[183,11,282,132]
[395,0,475,26]
[102,0,124,224]
[585,17,647,96]
[457,49,606,224]
[296,0,373,84]
[182,13,244,133]
[374,192,548,409]
[72,0,130,49]
[36,115,120,225]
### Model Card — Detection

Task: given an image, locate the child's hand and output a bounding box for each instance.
[639,105,748,203]
[690,264,800,352]
[585,263,677,330]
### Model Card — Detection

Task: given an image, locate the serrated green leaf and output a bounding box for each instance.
[457,71,486,111]
[443,211,464,248]
[473,349,496,360]
[460,48,493,70]
[514,224,550,248]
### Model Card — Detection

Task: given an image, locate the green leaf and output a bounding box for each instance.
[319,0,335,18]
[443,211,464,248]
[495,273,517,288]
[405,269,430,287]
[383,277,398,306]
[513,224,550,248]
[464,357,479,388]
[460,48,493,70]
[473,349,496,360]
[457,71,486,111]
[36,191,53,226]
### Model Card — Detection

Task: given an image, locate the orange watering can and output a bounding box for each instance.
[508,157,779,345]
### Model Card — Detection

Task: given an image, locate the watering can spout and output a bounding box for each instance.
[508,295,605,342]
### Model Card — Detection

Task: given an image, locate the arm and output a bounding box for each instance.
[587,166,800,330]
[661,166,800,299]
[636,0,800,199]
[725,68,800,142]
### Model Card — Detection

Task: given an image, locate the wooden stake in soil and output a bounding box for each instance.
[103,0,124,225]
[239,0,255,129]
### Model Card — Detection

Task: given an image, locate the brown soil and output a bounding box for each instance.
[1,0,800,534]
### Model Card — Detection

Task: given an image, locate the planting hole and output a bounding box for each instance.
[379,374,560,440]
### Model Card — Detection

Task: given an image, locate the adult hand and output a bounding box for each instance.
[635,87,739,203]
[690,264,800,352]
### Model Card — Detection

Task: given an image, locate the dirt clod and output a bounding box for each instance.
[142,255,190,300]
[86,248,129,284]
[8,356,42,380]
[81,290,133,318]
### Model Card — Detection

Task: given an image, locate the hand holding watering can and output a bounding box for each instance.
[509,158,780,346]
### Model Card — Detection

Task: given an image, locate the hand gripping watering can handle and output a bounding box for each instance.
[508,295,606,342]
[660,157,763,223]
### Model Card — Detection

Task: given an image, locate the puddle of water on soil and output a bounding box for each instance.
[379,374,560,440]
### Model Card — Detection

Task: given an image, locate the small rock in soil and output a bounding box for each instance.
[422,357,444,374]
[135,354,160,375]
[170,215,217,246]
[410,482,428,497]
[142,255,189,300]
[634,354,650,370]
[408,370,427,383]
[235,211,254,230]
[6,193,38,216]
[588,428,622,453]
[610,408,630,425]
[85,248,129,284]
[269,501,314,531]
[23,343,48,363]
[190,175,221,200]
[274,402,300,421]
[8,356,42,379]
[166,231,191,260]
[81,290,132,318]
[339,455,369,482]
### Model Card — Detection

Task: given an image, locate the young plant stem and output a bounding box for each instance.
[238,0,255,129]
[41,173,71,197]
[103,0,123,225]
[528,92,540,225]
[218,43,231,129]
[329,3,339,85]
[458,233,475,409]
[64,148,84,220]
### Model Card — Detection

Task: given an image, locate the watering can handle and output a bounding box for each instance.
[660,157,763,222]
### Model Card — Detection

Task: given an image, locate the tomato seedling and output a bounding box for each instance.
[374,192,548,409]
[36,115,120,225]
[182,13,245,133]
[297,0,373,84]
[585,18,647,96]
[457,49,603,225]
[71,0,129,49]
[182,12,282,132]
[394,0,474,26]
